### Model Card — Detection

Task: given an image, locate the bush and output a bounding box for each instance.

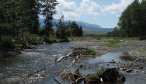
[139,36,146,40]
[43,36,52,43]
[59,38,69,42]
[0,35,15,49]
[22,32,42,45]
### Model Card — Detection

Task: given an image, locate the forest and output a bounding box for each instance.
[0,0,83,50]
[108,0,146,38]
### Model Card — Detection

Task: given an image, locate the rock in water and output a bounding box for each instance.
[126,69,133,73]
[99,68,125,82]
[139,66,143,69]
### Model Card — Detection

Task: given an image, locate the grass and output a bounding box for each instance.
[73,47,101,57]
[96,67,107,76]
[87,48,101,56]
[86,67,107,79]
[105,39,120,49]
[86,73,97,79]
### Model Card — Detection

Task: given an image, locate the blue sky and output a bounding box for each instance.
[54,0,138,28]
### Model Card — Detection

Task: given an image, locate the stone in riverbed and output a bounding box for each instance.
[139,66,143,69]
[126,69,133,73]
[99,68,125,82]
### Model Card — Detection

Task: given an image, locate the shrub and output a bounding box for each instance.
[0,35,15,49]
[22,32,42,45]
[43,36,52,43]
[59,38,69,42]
[139,36,146,40]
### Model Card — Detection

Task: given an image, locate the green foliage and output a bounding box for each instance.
[43,36,52,43]
[0,0,59,50]
[86,67,107,79]
[107,27,121,37]
[104,38,120,49]
[0,35,15,49]
[86,48,97,55]
[42,0,58,37]
[56,16,67,39]
[86,73,97,79]
[66,21,83,36]
[22,32,42,45]
[96,67,107,76]
[43,36,69,43]
[109,0,146,37]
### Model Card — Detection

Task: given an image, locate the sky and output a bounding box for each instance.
[54,0,141,28]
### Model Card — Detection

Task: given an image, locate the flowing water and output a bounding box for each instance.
[0,42,146,84]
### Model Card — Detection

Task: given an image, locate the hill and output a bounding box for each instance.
[39,18,113,33]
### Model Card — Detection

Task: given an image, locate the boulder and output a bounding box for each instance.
[99,68,125,82]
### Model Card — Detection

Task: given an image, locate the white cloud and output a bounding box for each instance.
[103,0,142,15]
[56,0,141,19]
[79,0,102,16]
[56,0,78,18]
[56,0,102,18]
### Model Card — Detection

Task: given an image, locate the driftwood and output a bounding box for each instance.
[23,67,46,80]
[67,56,79,68]
[22,51,81,84]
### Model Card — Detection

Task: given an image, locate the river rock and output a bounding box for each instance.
[139,66,143,69]
[126,69,133,73]
[99,68,125,82]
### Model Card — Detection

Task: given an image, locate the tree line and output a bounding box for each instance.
[0,0,83,49]
[107,0,146,37]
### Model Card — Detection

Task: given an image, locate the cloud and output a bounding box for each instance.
[103,0,141,15]
[57,0,76,12]
[79,0,102,16]
[56,0,78,18]
[56,0,141,19]
[56,0,102,18]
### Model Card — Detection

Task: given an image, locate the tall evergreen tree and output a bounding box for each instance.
[42,0,58,37]
[130,0,142,36]
[141,0,146,36]
[56,15,67,39]
[117,0,144,37]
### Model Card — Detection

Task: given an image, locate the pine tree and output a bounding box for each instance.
[42,0,58,37]
[141,0,146,36]
[56,15,67,39]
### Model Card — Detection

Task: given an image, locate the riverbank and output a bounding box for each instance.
[71,37,146,61]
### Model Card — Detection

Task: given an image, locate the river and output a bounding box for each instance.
[0,42,146,84]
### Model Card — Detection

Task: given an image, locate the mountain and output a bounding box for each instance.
[39,18,113,33]
[75,21,113,33]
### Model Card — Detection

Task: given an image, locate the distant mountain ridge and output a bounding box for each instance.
[39,18,113,33]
